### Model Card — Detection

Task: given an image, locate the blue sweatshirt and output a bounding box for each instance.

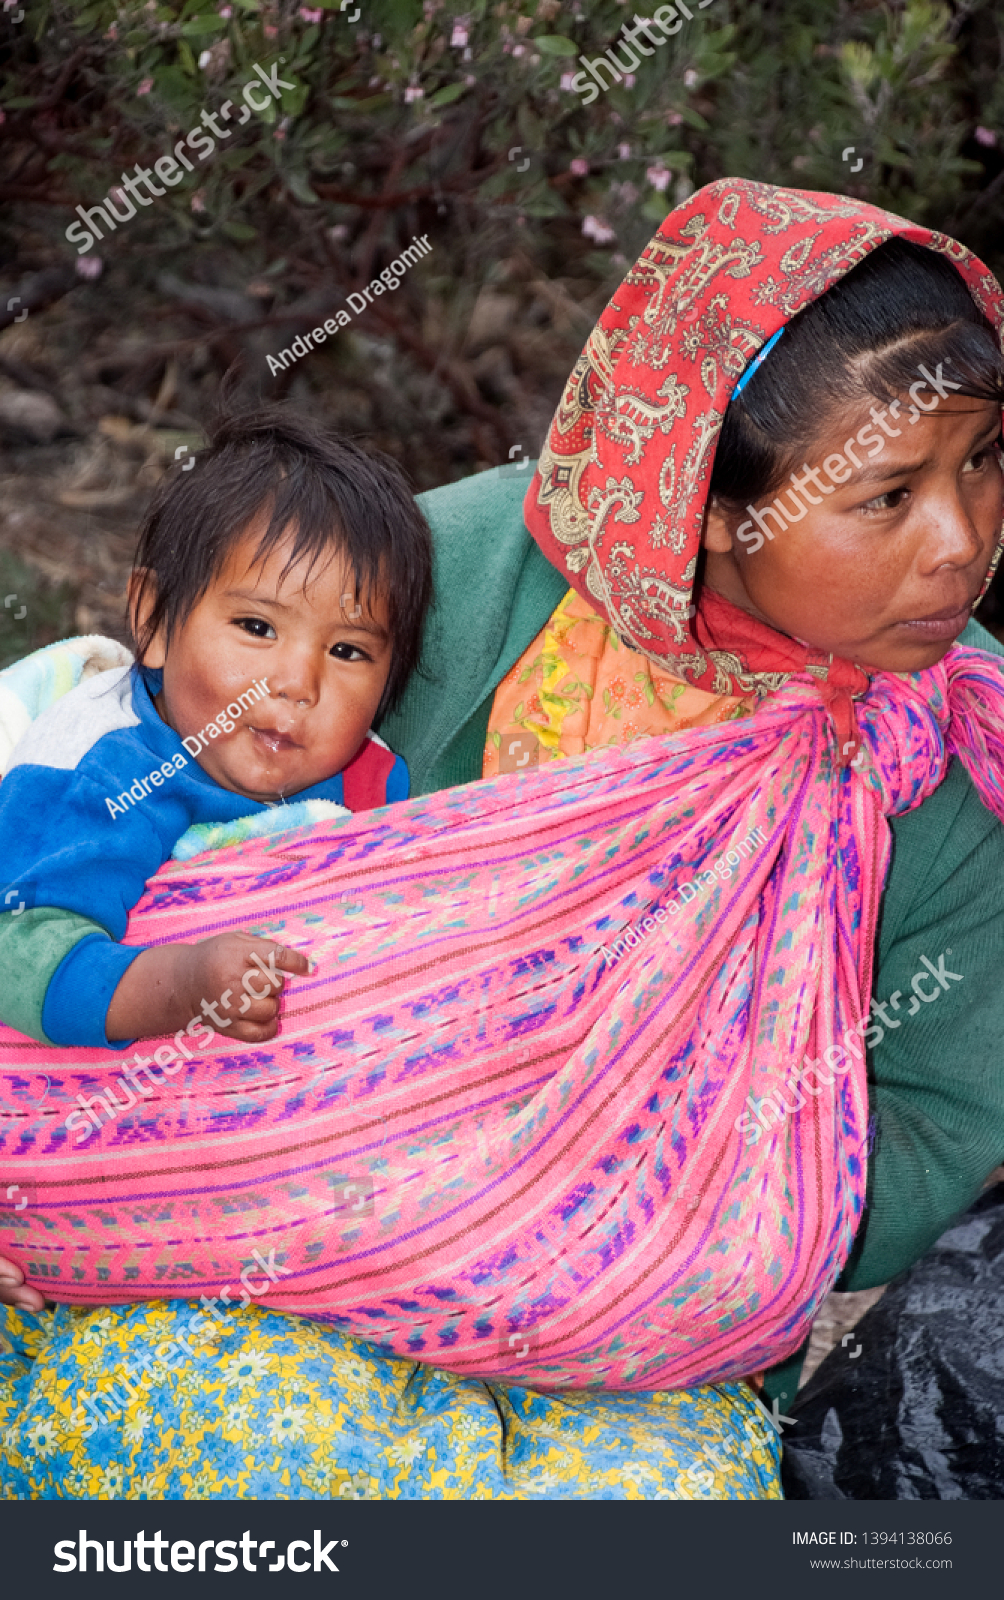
[0,663,408,1047]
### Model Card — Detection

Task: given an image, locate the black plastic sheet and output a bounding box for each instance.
[782,1181,1004,1499]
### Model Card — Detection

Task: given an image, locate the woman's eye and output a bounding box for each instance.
[234,617,276,640]
[962,448,991,474]
[330,642,368,663]
[861,486,909,513]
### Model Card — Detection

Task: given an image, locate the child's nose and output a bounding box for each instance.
[267,660,320,708]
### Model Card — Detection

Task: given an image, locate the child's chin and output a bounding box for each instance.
[210,756,296,804]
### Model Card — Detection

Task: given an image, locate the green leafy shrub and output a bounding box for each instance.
[0,0,1002,489]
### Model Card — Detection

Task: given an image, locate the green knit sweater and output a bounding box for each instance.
[4,468,1003,1309]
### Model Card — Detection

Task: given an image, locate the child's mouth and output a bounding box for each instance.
[249,725,301,757]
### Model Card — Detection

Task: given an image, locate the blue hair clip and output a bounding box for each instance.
[731,327,785,400]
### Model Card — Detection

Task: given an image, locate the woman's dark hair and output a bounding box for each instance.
[711,238,1004,510]
[131,403,433,718]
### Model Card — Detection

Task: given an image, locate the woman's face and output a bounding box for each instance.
[702,394,1003,672]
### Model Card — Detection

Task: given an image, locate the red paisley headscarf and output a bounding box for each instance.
[524,178,1004,712]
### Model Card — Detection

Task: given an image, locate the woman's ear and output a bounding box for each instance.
[127,568,167,668]
[702,497,736,555]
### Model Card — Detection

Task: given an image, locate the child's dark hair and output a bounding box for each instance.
[131,405,433,718]
[711,238,1004,509]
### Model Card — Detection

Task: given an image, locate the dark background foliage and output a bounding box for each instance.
[1,0,1004,663]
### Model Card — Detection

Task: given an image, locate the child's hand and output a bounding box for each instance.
[106,934,311,1044]
[181,933,311,1042]
[0,1253,45,1313]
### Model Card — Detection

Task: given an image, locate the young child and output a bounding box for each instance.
[0,405,432,1051]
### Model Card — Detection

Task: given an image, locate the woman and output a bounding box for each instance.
[2,179,1004,1499]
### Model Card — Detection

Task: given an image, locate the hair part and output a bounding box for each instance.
[710,238,1004,512]
[130,402,433,718]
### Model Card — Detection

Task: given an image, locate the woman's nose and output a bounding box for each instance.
[924,491,986,572]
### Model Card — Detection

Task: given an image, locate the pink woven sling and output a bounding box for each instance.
[2,181,1004,1389]
[2,653,1003,1389]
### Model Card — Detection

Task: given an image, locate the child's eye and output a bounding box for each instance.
[329,642,369,663]
[234,617,277,640]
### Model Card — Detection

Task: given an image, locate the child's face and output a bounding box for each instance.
[703,395,1003,672]
[138,516,394,804]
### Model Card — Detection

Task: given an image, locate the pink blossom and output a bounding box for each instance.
[560,72,577,91]
[646,162,671,192]
[569,157,589,176]
[136,77,154,96]
[683,69,698,88]
[404,85,424,103]
[298,5,323,20]
[975,126,997,147]
[75,255,104,280]
[191,191,206,213]
[618,142,631,159]
[623,74,635,87]
[264,24,278,37]
[105,22,118,39]
[667,111,683,126]
[512,43,525,56]
[218,4,232,15]
[451,21,469,47]
[582,214,615,245]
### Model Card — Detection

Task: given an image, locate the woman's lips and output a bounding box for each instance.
[896,602,974,641]
[249,724,301,756]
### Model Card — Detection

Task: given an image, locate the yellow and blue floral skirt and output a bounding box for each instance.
[0,1302,781,1499]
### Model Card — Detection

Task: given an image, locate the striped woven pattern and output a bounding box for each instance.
[3,647,1003,1390]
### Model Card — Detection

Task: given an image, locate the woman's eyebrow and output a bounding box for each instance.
[847,419,1002,485]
